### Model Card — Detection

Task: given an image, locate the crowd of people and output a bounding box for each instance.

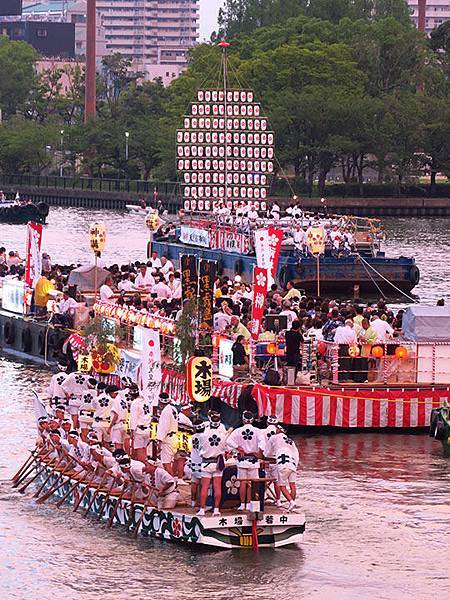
[35,371,299,516]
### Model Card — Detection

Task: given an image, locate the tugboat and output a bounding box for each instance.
[430,405,450,457]
[153,42,419,297]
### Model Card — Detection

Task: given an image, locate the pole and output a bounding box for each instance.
[94,252,98,300]
[218,41,230,206]
[316,254,320,297]
[85,0,97,122]
[125,132,129,161]
[59,129,64,177]
[417,0,426,32]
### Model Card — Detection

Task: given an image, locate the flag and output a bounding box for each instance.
[249,267,268,340]
[25,222,43,288]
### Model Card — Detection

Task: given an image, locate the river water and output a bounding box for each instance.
[1,208,450,599]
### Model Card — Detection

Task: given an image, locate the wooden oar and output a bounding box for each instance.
[13,449,52,488]
[107,482,130,528]
[126,479,141,531]
[56,472,85,508]
[33,455,65,499]
[73,469,98,512]
[17,455,56,494]
[133,496,155,538]
[83,472,108,517]
[96,475,118,522]
[11,449,37,482]
[36,458,76,504]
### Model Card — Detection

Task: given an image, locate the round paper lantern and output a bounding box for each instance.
[267,343,276,355]
[395,346,408,359]
[317,341,326,355]
[371,345,384,358]
[348,344,360,358]
[89,222,106,252]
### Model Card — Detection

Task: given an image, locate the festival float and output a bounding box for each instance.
[152,43,419,296]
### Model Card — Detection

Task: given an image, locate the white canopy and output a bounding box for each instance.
[402,305,450,341]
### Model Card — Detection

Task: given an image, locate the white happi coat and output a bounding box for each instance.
[265,432,299,472]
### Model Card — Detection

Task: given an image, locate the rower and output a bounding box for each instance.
[129,392,152,463]
[265,423,299,511]
[109,385,133,451]
[189,418,206,508]
[226,410,264,511]
[143,461,179,510]
[196,412,228,517]
[92,385,118,447]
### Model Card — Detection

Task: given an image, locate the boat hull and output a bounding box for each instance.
[34,463,306,549]
[0,202,49,224]
[152,240,419,295]
[429,408,450,457]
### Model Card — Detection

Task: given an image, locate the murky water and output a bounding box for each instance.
[1,209,450,598]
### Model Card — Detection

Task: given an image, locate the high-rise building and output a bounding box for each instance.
[407,0,450,34]
[96,0,199,84]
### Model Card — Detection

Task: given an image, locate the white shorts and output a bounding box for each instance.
[201,461,222,479]
[133,432,150,450]
[189,462,202,482]
[237,465,259,480]
[151,490,179,510]
[277,467,296,487]
[265,464,278,481]
[92,424,110,443]
[160,439,177,464]
[111,424,126,445]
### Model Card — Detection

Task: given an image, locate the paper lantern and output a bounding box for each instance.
[145,211,161,231]
[317,341,326,355]
[395,346,408,359]
[306,226,325,255]
[267,343,276,355]
[89,222,106,252]
[212,333,221,349]
[371,345,384,358]
[186,356,213,403]
[348,344,360,358]
[91,344,120,374]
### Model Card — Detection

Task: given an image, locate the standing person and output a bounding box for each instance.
[370,314,394,343]
[61,372,95,430]
[260,415,281,505]
[333,319,358,382]
[92,385,117,447]
[232,335,248,379]
[33,271,54,315]
[108,387,132,451]
[226,411,263,511]
[99,276,115,303]
[150,251,162,270]
[157,394,192,480]
[196,412,228,517]
[135,264,155,291]
[189,418,206,508]
[265,423,299,511]
[279,300,298,330]
[47,369,68,411]
[129,392,152,463]
[285,320,304,373]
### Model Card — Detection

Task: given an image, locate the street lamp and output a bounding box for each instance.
[125,131,129,161]
[59,129,64,177]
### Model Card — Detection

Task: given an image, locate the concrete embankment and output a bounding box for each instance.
[2,182,450,215]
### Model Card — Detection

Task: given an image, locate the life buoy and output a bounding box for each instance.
[216,259,224,276]
[429,409,440,437]
[4,320,16,346]
[410,265,420,286]
[234,259,243,276]
[21,327,33,353]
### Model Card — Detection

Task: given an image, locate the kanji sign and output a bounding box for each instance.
[77,353,92,373]
[181,254,198,302]
[25,222,43,288]
[186,356,213,403]
[198,259,216,350]
[250,266,268,340]
[89,222,106,252]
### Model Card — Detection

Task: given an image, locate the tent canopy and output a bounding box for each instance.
[67,264,110,291]
[402,305,450,341]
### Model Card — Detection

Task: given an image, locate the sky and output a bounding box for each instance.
[199,0,224,40]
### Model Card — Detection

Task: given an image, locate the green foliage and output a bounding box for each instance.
[174,300,198,367]
[0,36,38,116]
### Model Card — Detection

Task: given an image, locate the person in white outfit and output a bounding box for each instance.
[129,393,153,463]
[265,423,299,510]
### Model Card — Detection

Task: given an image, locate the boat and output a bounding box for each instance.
[33,457,306,549]
[429,405,450,456]
[153,43,419,297]
[0,200,49,224]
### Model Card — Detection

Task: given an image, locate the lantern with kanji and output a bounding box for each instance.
[89,222,106,252]
[145,211,161,232]
[306,226,325,255]
[186,356,213,403]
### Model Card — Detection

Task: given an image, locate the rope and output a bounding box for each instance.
[357,255,386,299]
[257,384,449,406]
[356,254,419,303]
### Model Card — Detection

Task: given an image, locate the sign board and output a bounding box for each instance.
[2,280,25,314]
[218,338,234,379]
[180,225,210,248]
[186,356,213,403]
[137,328,162,405]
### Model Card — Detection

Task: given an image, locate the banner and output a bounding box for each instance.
[218,338,234,379]
[137,328,162,405]
[211,230,251,254]
[249,267,268,340]
[25,222,43,288]
[115,348,141,383]
[180,225,210,248]
[181,254,198,302]
[198,259,216,350]
[186,356,213,402]
[254,227,283,286]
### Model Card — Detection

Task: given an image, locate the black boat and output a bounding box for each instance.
[0,201,49,224]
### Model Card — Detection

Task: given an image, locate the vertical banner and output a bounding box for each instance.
[198,259,216,352]
[181,254,198,302]
[250,267,268,340]
[138,328,162,406]
[254,227,283,286]
[25,222,43,288]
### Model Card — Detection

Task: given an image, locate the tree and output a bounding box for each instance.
[421,95,450,192]
[0,36,38,117]
[0,118,57,174]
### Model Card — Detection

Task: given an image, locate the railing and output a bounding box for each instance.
[0,174,181,198]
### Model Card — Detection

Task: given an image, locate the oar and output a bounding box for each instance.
[11,449,37,482]
[107,482,130,528]
[12,449,52,488]
[36,458,76,504]
[56,472,85,508]
[17,454,56,494]
[33,455,65,499]
[126,479,141,531]
[133,497,155,539]
[96,475,118,522]
[73,469,98,513]
[83,472,109,517]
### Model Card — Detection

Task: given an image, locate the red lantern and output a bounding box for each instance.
[212,334,221,349]
[348,344,360,358]
[267,343,276,355]
[317,341,326,355]
[371,345,384,358]
[395,346,408,359]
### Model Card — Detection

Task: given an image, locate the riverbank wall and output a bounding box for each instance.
[2,181,450,216]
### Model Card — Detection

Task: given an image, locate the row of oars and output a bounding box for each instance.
[11,448,152,537]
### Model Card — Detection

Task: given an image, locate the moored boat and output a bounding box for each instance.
[429,405,450,457]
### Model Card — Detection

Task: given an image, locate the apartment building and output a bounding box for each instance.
[407,0,450,34]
